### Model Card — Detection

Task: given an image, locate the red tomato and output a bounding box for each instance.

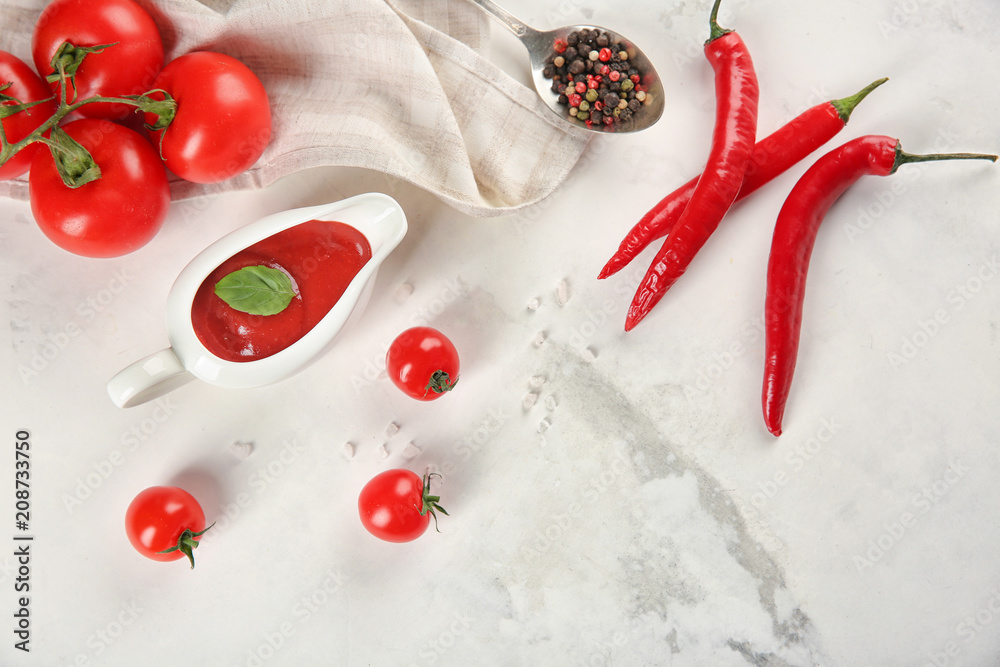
[145,52,271,184]
[358,470,448,543]
[29,118,170,257]
[0,51,57,180]
[125,486,210,568]
[386,327,460,401]
[31,0,163,120]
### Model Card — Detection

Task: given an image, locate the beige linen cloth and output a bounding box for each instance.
[0,0,589,216]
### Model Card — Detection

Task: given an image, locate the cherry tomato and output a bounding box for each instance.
[0,51,57,180]
[145,51,271,184]
[358,470,448,543]
[386,327,460,401]
[125,486,211,569]
[31,0,163,120]
[29,118,170,258]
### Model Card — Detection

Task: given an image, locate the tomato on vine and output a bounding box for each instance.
[0,51,57,180]
[143,51,271,184]
[31,0,164,120]
[125,486,213,569]
[29,118,170,257]
[358,470,448,543]
[386,327,460,401]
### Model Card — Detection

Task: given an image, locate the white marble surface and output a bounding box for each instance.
[3,0,1000,665]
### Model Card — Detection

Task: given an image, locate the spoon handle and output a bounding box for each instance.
[466,0,533,38]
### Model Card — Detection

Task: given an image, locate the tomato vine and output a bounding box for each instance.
[0,43,176,188]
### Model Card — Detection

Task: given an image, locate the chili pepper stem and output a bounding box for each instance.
[830,77,888,123]
[708,0,733,42]
[892,146,997,173]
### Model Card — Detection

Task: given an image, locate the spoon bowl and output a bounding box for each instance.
[469,0,664,133]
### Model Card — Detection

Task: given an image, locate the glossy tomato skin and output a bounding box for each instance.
[147,51,271,184]
[31,0,163,120]
[0,51,57,180]
[125,486,206,563]
[29,118,170,257]
[358,469,431,543]
[386,327,460,401]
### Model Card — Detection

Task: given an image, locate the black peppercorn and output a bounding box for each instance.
[540,28,648,129]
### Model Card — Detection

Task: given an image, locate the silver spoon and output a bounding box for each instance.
[468,0,664,134]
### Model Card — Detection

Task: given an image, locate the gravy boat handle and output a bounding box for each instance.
[107,348,194,408]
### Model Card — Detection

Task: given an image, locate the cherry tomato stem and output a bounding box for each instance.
[157,523,215,569]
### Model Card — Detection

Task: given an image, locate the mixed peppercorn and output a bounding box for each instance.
[542,28,650,128]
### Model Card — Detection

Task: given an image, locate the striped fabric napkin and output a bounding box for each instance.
[0,0,589,216]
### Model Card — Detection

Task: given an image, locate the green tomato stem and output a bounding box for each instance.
[157,522,215,570]
[420,473,449,533]
[45,125,101,188]
[0,42,176,173]
[424,370,459,396]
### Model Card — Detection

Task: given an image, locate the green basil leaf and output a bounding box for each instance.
[214,265,296,316]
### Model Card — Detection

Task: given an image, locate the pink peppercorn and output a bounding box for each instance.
[567,93,582,107]
[554,39,567,53]
[600,65,610,76]
[609,70,621,82]
[598,47,612,62]
[574,81,586,94]
[588,79,599,90]
[631,74,640,84]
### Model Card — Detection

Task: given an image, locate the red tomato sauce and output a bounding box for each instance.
[191,220,372,362]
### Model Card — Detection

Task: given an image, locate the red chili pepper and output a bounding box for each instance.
[624,0,759,331]
[762,135,997,436]
[600,77,887,281]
